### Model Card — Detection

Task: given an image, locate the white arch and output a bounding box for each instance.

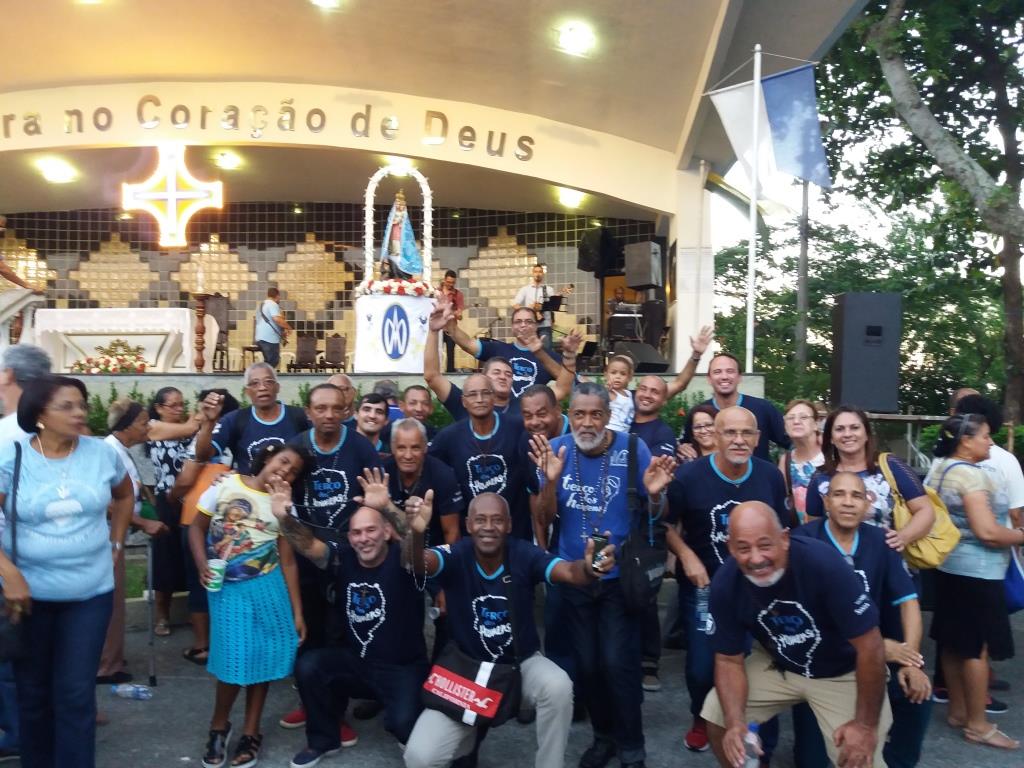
[362,165,432,291]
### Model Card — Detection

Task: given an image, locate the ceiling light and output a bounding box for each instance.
[557,187,585,208]
[310,0,341,8]
[34,157,78,184]
[213,150,242,170]
[384,156,413,177]
[293,205,304,215]
[117,212,134,221]
[590,218,602,227]
[556,21,597,57]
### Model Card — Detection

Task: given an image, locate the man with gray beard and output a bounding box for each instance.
[702,502,890,768]
[529,382,676,768]
[664,405,788,754]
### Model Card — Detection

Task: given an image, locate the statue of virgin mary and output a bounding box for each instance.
[380,189,422,281]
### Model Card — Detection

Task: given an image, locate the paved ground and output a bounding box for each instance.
[96,584,1024,768]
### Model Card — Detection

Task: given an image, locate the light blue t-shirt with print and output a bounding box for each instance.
[255,299,283,344]
[0,436,126,601]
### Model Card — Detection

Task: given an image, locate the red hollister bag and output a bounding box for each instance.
[421,558,522,727]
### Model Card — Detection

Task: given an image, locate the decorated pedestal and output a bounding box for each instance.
[353,292,433,373]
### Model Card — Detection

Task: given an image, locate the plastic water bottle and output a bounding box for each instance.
[111,683,152,700]
[743,722,761,767]
[696,586,711,634]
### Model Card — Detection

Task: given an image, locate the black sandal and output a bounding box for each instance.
[201,722,232,768]
[230,733,262,768]
[183,647,209,664]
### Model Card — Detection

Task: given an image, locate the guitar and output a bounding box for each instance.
[531,283,575,313]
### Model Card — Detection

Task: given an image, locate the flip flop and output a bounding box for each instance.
[154,620,171,637]
[963,725,1020,750]
[182,647,209,664]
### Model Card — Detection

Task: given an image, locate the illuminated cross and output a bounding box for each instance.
[122,144,223,248]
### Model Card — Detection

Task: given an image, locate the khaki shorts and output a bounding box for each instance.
[701,646,892,767]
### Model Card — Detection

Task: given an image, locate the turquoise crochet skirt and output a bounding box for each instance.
[207,566,298,685]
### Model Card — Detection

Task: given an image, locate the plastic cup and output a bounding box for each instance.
[206,559,227,592]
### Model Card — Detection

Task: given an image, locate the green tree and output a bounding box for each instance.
[816,0,1024,416]
[715,215,1003,414]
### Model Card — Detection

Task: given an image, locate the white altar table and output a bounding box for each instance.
[32,308,213,373]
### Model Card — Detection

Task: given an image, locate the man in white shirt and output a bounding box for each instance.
[254,286,292,369]
[513,265,562,350]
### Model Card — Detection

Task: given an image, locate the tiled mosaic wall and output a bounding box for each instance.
[0,203,654,369]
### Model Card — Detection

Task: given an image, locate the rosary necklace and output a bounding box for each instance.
[35,435,77,499]
[574,431,611,539]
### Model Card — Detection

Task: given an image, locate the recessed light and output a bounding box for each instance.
[118,212,134,221]
[555,21,597,57]
[590,218,602,227]
[293,205,304,215]
[34,157,78,184]
[384,156,413,177]
[310,0,341,9]
[213,150,242,170]
[557,187,585,208]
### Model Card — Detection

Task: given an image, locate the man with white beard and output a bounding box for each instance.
[529,382,677,768]
[702,502,891,768]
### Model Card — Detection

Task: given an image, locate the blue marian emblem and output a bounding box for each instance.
[472,595,512,660]
[381,303,410,359]
[347,582,387,657]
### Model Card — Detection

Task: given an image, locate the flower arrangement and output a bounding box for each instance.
[358,278,436,298]
[70,339,148,374]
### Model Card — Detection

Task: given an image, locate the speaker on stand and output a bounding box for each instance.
[831,292,902,412]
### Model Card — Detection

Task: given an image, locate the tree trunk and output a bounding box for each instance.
[1002,238,1023,423]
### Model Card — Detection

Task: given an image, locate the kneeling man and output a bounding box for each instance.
[703,502,892,768]
[404,492,615,768]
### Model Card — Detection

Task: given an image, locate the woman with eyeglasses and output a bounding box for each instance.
[147,387,203,647]
[0,376,135,768]
[778,399,824,524]
[676,403,718,463]
[805,405,935,551]
[926,413,1022,751]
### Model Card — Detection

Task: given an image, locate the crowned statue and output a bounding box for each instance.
[380,189,423,281]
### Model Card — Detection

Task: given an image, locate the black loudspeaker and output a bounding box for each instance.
[624,241,662,289]
[613,341,669,373]
[831,292,901,412]
[608,314,642,340]
[641,300,666,348]
[577,228,623,277]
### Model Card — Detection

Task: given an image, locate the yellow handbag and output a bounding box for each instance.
[878,452,960,569]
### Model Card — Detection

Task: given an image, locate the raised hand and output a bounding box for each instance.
[355,467,391,512]
[643,455,678,497]
[690,325,714,356]
[562,328,584,356]
[406,489,434,534]
[200,390,225,423]
[267,475,294,520]
[524,333,543,353]
[429,296,454,332]
[529,433,567,484]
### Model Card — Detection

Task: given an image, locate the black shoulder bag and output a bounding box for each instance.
[0,443,30,661]
[618,433,667,614]
[422,548,523,727]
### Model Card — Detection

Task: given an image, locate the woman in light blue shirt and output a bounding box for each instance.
[927,413,1024,752]
[0,376,134,768]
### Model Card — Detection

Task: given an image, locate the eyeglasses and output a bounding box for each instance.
[692,424,715,432]
[246,378,276,389]
[721,429,758,440]
[463,390,494,400]
[784,414,813,423]
[159,401,185,410]
[512,319,537,326]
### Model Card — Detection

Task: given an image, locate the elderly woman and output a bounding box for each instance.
[146,387,201,640]
[928,413,1023,751]
[0,375,134,768]
[778,398,824,523]
[806,405,935,550]
[97,398,169,685]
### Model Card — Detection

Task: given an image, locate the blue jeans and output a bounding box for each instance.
[256,340,280,368]
[0,662,18,751]
[296,647,428,749]
[563,578,645,763]
[679,581,779,755]
[792,671,932,768]
[14,590,113,768]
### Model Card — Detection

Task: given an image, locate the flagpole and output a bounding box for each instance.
[744,44,762,374]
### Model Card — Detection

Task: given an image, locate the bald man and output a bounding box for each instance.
[327,373,357,424]
[665,406,788,752]
[702,502,890,768]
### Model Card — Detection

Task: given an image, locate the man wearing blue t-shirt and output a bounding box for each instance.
[530,383,677,768]
[272,483,435,768]
[682,352,789,462]
[195,362,308,474]
[792,472,931,768]
[429,373,530,539]
[702,502,891,768]
[666,405,789,752]
[404,493,616,768]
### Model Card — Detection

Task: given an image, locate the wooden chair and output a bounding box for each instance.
[206,293,230,371]
[241,316,261,369]
[322,333,347,372]
[287,333,321,372]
